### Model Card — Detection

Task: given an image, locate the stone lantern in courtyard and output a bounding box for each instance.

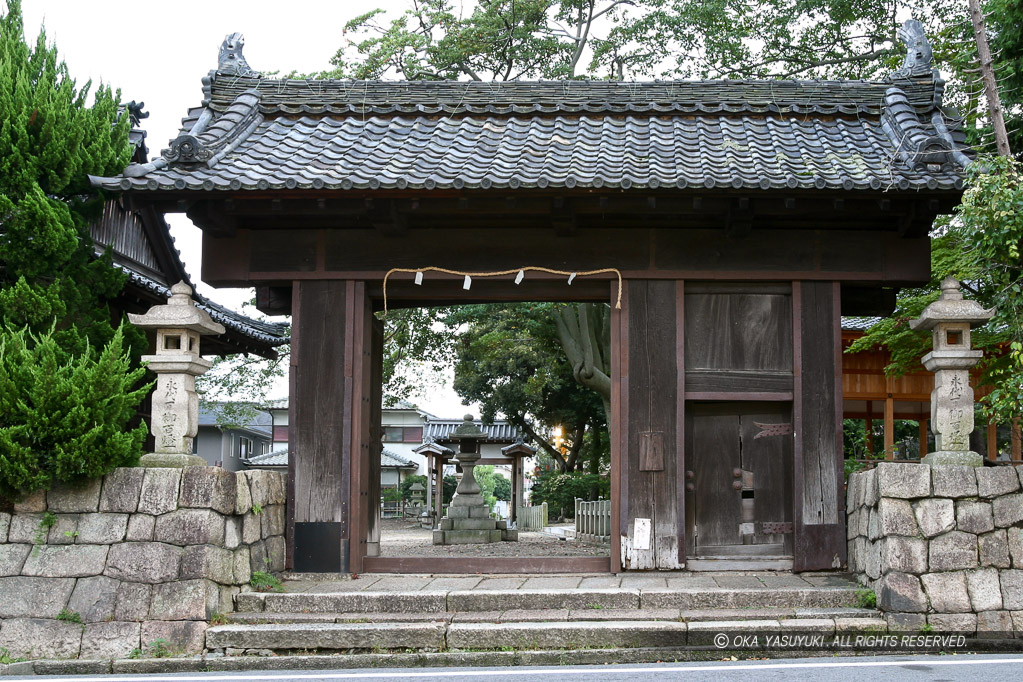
[910,276,994,467]
[128,282,225,467]
[433,415,516,544]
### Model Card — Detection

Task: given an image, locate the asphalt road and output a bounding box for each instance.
[12,655,1023,682]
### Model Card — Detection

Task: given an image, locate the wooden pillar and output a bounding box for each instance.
[883,395,895,460]
[1012,419,1021,462]
[425,453,433,513]
[365,313,383,559]
[510,458,520,524]
[865,402,874,455]
[792,281,845,571]
[918,418,929,458]
[434,457,444,520]
[621,280,680,570]
[291,280,367,573]
[987,421,998,461]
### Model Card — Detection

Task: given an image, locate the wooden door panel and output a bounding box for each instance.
[689,403,794,558]
[740,409,793,551]
[692,412,742,549]
[684,293,792,371]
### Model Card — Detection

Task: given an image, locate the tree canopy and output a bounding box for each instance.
[0,0,150,498]
[0,0,137,354]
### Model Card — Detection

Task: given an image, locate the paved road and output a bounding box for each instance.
[13,655,1023,682]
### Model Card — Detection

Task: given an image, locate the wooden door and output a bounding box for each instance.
[686,403,793,557]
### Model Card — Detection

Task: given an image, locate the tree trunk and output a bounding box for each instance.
[554,302,613,423]
[968,0,1012,156]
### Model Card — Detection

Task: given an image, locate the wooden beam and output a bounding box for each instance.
[551,197,577,236]
[919,418,928,457]
[1012,418,1021,462]
[371,201,408,236]
[866,401,874,455]
[987,421,998,461]
[725,197,752,237]
[883,395,894,459]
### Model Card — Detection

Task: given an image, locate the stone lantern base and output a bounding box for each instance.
[432,504,518,544]
[922,449,983,467]
[138,452,209,468]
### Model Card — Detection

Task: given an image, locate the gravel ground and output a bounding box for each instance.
[378,518,609,558]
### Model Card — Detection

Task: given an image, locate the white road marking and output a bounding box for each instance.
[28,656,1023,682]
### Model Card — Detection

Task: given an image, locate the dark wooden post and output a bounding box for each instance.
[366,314,383,557]
[792,281,846,571]
[290,280,359,572]
[621,280,682,570]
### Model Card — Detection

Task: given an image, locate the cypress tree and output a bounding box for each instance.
[0,0,151,499]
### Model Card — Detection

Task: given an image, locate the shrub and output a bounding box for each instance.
[250,570,284,593]
[530,471,609,519]
[0,325,150,501]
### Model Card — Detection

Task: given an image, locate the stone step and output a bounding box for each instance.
[206,615,888,654]
[235,586,861,614]
[227,606,878,625]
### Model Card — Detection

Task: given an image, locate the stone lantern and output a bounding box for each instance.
[128,282,225,467]
[433,415,514,544]
[909,276,995,467]
[408,481,425,507]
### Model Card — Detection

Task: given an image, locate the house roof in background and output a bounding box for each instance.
[244,446,416,469]
[842,316,882,332]
[381,448,417,469]
[199,404,272,436]
[245,448,288,467]
[425,419,524,444]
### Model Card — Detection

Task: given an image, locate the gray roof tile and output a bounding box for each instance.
[92,69,970,194]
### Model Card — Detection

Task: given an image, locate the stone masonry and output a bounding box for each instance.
[0,466,286,659]
[848,462,1023,635]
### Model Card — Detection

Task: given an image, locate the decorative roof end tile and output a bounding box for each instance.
[218,32,261,78]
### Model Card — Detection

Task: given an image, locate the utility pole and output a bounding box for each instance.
[968,0,1012,156]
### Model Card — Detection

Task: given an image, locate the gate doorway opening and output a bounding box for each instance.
[359,293,617,574]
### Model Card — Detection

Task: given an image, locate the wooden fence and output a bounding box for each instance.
[518,501,548,531]
[574,498,611,545]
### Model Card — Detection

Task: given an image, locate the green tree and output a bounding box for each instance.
[449,302,608,472]
[492,473,512,502]
[0,326,150,500]
[0,0,137,355]
[0,1,149,499]
[327,0,945,82]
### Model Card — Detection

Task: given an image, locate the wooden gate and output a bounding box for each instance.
[685,403,794,563]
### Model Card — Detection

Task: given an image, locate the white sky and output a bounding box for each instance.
[19,0,474,417]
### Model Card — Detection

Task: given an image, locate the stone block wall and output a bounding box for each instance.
[847,462,1023,634]
[0,466,287,660]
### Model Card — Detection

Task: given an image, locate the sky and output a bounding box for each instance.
[18,0,475,417]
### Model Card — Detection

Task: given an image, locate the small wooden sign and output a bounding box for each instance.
[639,431,665,471]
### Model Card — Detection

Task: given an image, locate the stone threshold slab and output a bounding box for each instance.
[238,586,862,613]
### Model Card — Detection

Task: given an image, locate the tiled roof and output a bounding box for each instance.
[91,32,970,197]
[245,447,417,469]
[425,419,524,443]
[381,448,417,468]
[198,404,272,435]
[842,316,882,332]
[114,262,289,348]
[246,449,288,467]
